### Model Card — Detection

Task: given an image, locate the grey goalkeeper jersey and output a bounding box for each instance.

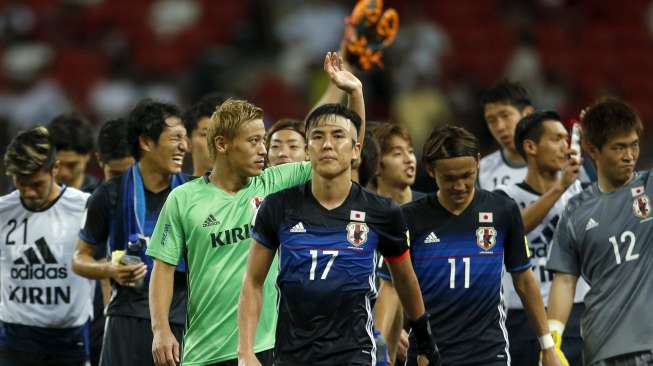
[547,170,653,364]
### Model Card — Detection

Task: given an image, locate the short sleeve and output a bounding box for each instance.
[250,195,282,250]
[503,200,532,272]
[546,209,580,275]
[79,185,111,246]
[377,204,409,261]
[263,161,312,193]
[146,191,185,266]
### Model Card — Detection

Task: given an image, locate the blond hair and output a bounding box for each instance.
[4,126,57,176]
[207,98,263,161]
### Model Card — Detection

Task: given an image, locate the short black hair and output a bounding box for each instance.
[97,118,132,163]
[582,97,643,150]
[514,110,561,159]
[422,124,480,167]
[305,104,362,138]
[358,130,380,187]
[182,93,229,134]
[267,118,306,148]
[480,80,533,111]
[47,114,95,154]
[127,99,181,160]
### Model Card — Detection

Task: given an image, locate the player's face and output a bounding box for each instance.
[430,156,479,205]
[55,150,90,187]
[227,118,267,177]
[484,102,527,152]
[267,129,307,166]
[145,117,188,174]
[378,135,416,187]
[190,117,211,170]
[13,167,58,210]
[307,116,360,179]
[532,120,569,172]
[592,129,640,186]
[102,156,134,181]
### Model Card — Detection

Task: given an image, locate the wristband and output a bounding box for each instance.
[539,333,555,350]
[548,319,565,335]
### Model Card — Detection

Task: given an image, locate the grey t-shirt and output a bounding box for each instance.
[547,169,653,364]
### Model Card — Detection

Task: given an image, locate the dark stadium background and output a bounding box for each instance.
[1,0,652,193]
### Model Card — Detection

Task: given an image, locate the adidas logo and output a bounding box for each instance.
[585,218,598,231]
[11,237,68,280]
[290,222,306,233]
[424,232,440,244]
[202,214,219,227]
[13,237,57,265]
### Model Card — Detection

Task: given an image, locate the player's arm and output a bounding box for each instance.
[72,239,146,285]
[323,52,365,145]
[547,272,578,336]
[237,241,275,365]
[374,278,404,362]
[521,155,580,232]
[150,260,179,366]
[504,201,563,366]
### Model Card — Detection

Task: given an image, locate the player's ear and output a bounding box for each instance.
[213,135,228,155]
[475,153,480,169]
[50,160,61,177]
[352,141,361,161]
[523,139,537,157]
[425,163,436,179]
[585,142,600,161]
[139,135,155,154]
[522,105,535,116]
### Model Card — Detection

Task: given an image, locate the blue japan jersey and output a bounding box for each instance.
[252,182,408,366]
[398,190,530,365]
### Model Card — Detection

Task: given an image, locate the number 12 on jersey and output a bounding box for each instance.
[309,250,339,280]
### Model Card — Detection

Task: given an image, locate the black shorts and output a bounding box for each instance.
[208,349,274,366]
[99,316,184,366]
[0,348,85,366]
[506,303,585,366]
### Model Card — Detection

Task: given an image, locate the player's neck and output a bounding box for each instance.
[46,181,62,206]
[524,166,558,194]
[376,178,412,205]
[502,148,525,165]
[70,173,85,189]
[192,155,211,177]
[311,172,352,210]
[597,172,634,193]
[209,163,249,195]
[437,188,475,215]
[138,160,171,193]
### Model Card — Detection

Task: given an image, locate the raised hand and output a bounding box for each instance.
[324,51,362,94]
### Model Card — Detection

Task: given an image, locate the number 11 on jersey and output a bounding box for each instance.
[448,257,470,289]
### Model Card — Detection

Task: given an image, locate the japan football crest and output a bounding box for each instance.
[476,227,497,251]
[250,196,264,211]
[346,222,369,247]
[633,194,651,219]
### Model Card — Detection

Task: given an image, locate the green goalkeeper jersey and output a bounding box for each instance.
[147,162,312,365]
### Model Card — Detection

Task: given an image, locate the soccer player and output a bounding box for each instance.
[182,93,228,176]
[496,111,590,366]
[146,51,365,366]
[238,103,440,366]
[382,125,563,366]
[371,122,424,363]
[72,100,189,366]
[0,126,94,365]
[547,98,653,365]
[266,118,307,166]
[96,118,135,180]
[47,114,100,193]
[478,80,534,190]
